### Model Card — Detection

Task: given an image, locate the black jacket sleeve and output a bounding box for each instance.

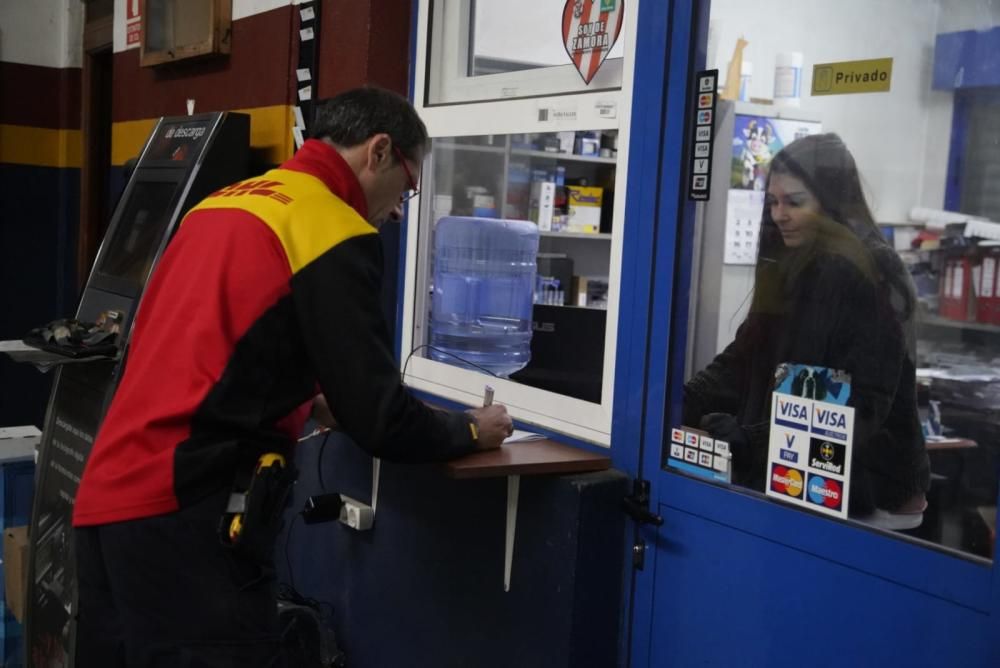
[291,232,478,462]
[683,323,749,426]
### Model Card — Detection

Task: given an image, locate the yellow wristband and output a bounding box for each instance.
[469,421,479,441]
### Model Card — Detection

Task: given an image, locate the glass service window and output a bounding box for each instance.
[406,1,637,444]
[409,132,617,405]
[671,0,1000,561]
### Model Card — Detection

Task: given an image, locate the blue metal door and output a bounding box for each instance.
[615,1,1000,666]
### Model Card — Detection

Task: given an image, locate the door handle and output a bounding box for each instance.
[623,496,664,526]
[623,479,663,526]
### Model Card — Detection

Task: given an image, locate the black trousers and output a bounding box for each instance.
[74,490,283,667]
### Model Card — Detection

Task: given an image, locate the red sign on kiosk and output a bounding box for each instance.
[562,0,625,84]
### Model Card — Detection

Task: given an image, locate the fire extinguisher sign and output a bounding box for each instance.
[126,0,142,48]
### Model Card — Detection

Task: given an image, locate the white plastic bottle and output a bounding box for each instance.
[774,52,803,107]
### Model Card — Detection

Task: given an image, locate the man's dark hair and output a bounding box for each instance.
[310,87,428,162]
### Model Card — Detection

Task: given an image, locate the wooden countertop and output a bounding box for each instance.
[444,438,612,479]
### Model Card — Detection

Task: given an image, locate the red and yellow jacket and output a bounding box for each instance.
[73,139,476,527]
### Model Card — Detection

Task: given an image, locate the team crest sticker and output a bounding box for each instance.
[562,0,625,84]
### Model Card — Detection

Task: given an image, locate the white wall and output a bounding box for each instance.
[0,0,83,68]
[936,0,1000,32]
[708,0,965,222]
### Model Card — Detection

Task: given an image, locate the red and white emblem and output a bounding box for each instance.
[562,0,625,85]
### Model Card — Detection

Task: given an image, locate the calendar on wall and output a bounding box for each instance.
[724,113,822,265]
[724,189,764,264]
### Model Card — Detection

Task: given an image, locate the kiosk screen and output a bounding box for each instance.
[95,181,179,294]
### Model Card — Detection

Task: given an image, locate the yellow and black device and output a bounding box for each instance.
[220,451,296,561]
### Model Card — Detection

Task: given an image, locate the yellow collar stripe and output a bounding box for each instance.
[189,168,377,274]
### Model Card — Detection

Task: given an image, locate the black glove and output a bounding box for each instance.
[699,413,751,469]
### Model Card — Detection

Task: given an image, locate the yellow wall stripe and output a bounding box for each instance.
[110,117,157,166]
[111,104,295,167]
[2,105,293,170]
[0,125,82,168]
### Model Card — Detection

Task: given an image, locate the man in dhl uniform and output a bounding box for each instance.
[72,87,512,667]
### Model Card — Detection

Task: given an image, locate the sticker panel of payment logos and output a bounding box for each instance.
[766,364,855,519]
[667,427,732,484]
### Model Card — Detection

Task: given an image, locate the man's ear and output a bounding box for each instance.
[365,133,392,172]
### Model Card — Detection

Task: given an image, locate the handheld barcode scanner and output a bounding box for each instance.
[221,451,296,560]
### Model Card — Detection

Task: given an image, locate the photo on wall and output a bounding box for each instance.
[724,114,823,264]
[730,115,822,191]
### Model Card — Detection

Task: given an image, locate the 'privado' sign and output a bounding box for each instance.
[812,58,893,96]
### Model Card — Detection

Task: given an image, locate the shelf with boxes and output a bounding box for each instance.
[539,231,612,240]
[428,130,617,312]
[435,141,508,155]
[510,148,618,165]
[888,210,1000,336]
[906,239,1000,334]
[506,130,617,237]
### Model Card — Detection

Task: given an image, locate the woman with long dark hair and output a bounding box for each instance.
[684,133,930,525]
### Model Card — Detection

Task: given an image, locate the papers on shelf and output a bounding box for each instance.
[504,430,546,444]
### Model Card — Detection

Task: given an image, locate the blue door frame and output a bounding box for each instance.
[620,1,1000,666]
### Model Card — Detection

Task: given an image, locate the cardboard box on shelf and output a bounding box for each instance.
[530,181,556,231]
[556,131,575,154]
[573,276,610,308]
[574,132,601,156]
[4,526,28,623]
[567,186,603,234]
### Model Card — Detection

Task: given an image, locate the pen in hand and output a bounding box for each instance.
[468,385,510,449]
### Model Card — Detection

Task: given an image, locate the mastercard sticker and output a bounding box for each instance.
[769,464,804,498]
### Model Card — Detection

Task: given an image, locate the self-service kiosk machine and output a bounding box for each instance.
[25,111,250,666]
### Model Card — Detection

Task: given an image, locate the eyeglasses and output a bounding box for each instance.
[392,145,420,202]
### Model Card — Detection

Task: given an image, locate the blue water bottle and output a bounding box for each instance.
[429,216,540,377]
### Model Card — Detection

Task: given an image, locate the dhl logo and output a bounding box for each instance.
[212,180,293,205]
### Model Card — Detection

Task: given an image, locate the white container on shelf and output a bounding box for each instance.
[773,52,803,107]
[739,61,752,102]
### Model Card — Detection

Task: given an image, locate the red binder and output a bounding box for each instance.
[941,255,975,322]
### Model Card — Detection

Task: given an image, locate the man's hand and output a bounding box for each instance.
[466,404,513,451]
[311,394,340,430]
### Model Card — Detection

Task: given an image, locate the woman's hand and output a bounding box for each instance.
[700,413,750,466]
